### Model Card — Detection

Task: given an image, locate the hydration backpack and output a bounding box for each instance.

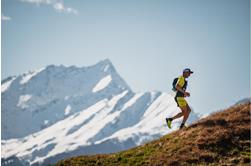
[172,77,188,92]
[172,78,179,91]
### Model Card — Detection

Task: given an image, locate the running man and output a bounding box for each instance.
[166,68,193,129]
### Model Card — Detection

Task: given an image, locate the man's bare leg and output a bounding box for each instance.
[166,108,184,128]
[171,112,183,120]
[180,105,191,128]
[166,104,191,129]
[181,105,191,123]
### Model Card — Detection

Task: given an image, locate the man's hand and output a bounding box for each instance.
[176,85,190,97]
[184,92,190,97]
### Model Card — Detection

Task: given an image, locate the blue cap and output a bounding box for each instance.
[183,68,194,74]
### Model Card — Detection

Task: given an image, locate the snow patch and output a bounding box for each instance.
[1,77,16,93]
[108,90,128,107]
[121,93,144,110]
[103,64,109,72]
[96,93,180,145]
[44,120,49,125]
[17,95,32,109]
[64,105,72,116]
[20,68,45,84]
[92,75,112,93]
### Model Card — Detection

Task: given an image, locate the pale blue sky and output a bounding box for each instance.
[2,0,250,114]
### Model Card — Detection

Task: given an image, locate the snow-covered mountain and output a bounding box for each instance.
[2,59,130,139]
[1,59,200,166]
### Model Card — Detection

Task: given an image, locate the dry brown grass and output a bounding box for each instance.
[55,102,251,166]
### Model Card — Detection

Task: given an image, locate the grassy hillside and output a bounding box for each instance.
[55,102,250,166]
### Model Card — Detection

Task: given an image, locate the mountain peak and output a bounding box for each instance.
[1,59,132,139]
[94,58,115,73]
[99,58,112,65]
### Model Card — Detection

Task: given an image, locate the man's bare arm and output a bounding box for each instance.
[175,85,190,97]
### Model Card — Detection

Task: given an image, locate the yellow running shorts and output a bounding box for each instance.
[176,97,187,107]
